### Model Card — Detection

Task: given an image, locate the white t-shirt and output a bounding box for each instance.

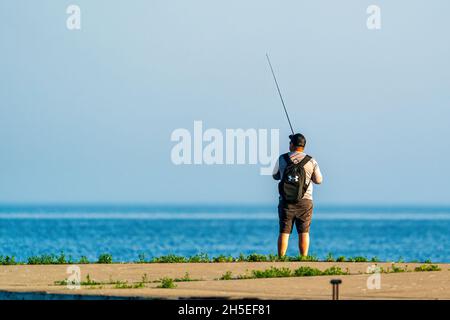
[272,151,323,200]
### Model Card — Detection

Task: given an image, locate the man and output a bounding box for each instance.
[272,133,323,257]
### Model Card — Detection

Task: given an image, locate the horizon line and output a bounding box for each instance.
[1,202,450,209]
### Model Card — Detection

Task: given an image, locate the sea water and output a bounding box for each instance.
[0,204,449,262]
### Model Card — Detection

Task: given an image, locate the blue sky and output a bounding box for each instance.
[1,1,449,205]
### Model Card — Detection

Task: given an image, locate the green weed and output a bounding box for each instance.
[298,255,319,262]
[252,267,292,278]
[237,253,246,262]
[212,255,234,263]
[347,256,368,262]
[151,254,187,263]
[325,253,335,262]
[321,266,349,276]
[174,272,195,282]
[0,255,17,265]
[220,271,233,280]
[390,264,407,273]
[78,256,90,264]
[82,274,101,286]
[188,253,210,263]
[414,264,441,272]
[293,266,322,277]
[246,253,268,262]
[157,277,177,289]
[136,253,147,263]
[97,253,113,264]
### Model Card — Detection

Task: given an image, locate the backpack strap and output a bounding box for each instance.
[283,153,311,166]
[300,155,313,193]
[282,153,293,165]
[298,155,312,167]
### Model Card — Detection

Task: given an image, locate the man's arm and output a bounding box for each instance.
[272,157,281,180]
[311,160,323,184]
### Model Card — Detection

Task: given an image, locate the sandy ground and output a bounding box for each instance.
[0,262,449,300]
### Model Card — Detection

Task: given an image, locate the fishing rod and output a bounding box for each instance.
[266,53,295,135]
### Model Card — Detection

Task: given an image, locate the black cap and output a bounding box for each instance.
[289,133,306,147]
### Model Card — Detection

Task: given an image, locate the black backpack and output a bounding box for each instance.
[278,154,312,203]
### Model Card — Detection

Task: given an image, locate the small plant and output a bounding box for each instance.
[54,279,69,286]
[236,273,252,280]
[0,255,17,265]
[27,254,55,265]
[82,274,101,286]
[220,271,233,280]
[346,257,355,262]
[246,253,268,262]
[56,252,67,264]
[377,266,387,273]
[346,256,368,262]
[278,255,291,262]
[188,253,210,263]
[151,254,187,263]
[355,256,368,262]
[322,266,349,276]
[293,266,322,277]
[157,277,177,289]
[252,267,292,278]
[174,272,194,282]
[136,253,147,263]
[267,254,278,262]
[27,252,71,264]
[390,264,407,273]
[212,255,234,263]
[11,252,444,265]
[237,253,246,262]
[325,253,335,262]
[78,256,90,264]
[114,281,131,289]
[97,254,113,264]
[133,281,145,289]
[414,264,441,272]
[235,265,351,279]
[298,255,319,262]
[285,255,299,261]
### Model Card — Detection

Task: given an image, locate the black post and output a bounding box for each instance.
[330,279,342,300]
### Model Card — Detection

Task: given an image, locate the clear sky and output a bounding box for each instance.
[1,1,449,205]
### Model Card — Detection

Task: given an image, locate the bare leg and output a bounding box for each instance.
[299,232,310,256]
[278,233,290,257]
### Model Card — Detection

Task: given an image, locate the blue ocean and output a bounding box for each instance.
[0,205,449,262]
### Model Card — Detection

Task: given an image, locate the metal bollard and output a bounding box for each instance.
[330,279,342,300]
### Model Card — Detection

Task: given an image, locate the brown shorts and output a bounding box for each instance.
[278,199,313,234]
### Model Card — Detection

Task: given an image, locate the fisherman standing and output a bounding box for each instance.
[272,133,323,257]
